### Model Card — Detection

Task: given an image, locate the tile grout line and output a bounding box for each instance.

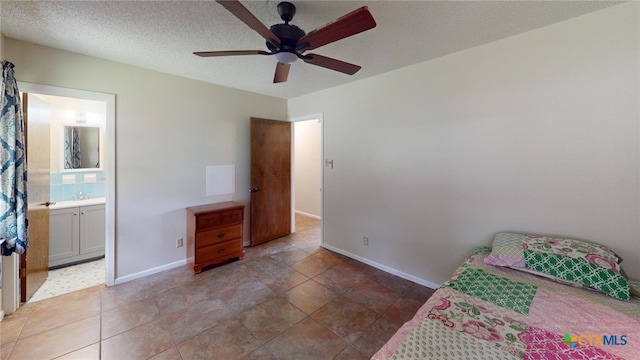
[7,216,433,359]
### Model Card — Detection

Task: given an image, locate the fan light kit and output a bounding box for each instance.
[275,52,298,64]
[194,0,377,83]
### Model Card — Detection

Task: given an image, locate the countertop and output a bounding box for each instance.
[49,197,106,210]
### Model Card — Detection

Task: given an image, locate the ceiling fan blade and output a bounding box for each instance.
[194,50,270,57]
[302,54,361,75]
[298,7,376,51]
[273,62,291,83]
[216,0,280,45]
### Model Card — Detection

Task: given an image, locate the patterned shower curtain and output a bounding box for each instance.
[0,61,28,255]
[64,127,81,169]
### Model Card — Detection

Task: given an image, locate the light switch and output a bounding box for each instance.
[325,159,334,169]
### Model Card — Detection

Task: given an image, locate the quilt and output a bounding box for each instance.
[372,247,640,359]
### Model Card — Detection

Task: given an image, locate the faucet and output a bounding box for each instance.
[73,192,93,201]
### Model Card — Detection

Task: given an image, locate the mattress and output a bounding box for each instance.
[372,247,640,359]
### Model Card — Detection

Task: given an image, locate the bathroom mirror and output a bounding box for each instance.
[62,126,102,170]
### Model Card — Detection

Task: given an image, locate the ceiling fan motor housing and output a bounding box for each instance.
[267,23,305,53]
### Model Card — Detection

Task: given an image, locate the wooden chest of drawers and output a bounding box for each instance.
[186,202,245,273]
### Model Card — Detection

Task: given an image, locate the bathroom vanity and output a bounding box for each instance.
[49,198,106,268]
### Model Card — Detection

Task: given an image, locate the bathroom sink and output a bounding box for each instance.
[49,197,106,210]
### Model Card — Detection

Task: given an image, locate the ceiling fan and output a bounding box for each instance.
[194,0,377,83]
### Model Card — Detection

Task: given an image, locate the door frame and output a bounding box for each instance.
[289,113,324,238]
[2,83,115,312]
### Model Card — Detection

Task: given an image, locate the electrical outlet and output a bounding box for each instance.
[176,237,184,248]
[363,237,369,246]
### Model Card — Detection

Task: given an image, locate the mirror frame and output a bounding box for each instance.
[61,125,104,172]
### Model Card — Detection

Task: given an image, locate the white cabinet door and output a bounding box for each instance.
[49,207,80,266]
[49,204,105,268]
[80,204,105,255]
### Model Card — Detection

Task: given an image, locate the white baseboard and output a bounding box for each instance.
[114,259,187,285]
[295,210,321,220]
[111,246,439,291]
[321,243,441,290]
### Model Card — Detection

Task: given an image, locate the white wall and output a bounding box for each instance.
[289,2,640,285]
[294,119,322,218]
[5,38,287,279]
[30,94,106,173]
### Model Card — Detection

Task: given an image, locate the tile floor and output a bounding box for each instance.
[29,258,106,303]
[0,215,435,360]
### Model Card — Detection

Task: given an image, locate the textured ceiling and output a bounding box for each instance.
[1,1,622,99]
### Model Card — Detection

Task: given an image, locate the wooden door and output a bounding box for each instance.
[250,117,291,246]
[20,93,51,302]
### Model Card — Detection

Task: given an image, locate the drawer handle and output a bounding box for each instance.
[218,248,225,254]
[208,220,213,224]
[217,233,225,238]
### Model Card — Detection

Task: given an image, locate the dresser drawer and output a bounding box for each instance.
[196,239,243,263]
[196,209,243,231]
[195,224,242,248]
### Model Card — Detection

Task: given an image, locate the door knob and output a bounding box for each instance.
[250,188,261,193]
[40,201,56,207]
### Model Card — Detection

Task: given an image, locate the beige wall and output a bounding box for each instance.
[5,38,287,279]
[294,119,322,218]
[3,3,639,288]
[289,2,640,286]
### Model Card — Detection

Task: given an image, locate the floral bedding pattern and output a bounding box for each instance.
[522,236,621,264]
[424,287,529,358]
[372,247,640,360]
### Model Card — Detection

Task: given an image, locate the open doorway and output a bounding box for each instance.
[28,93,106,303]
[292,114,323,239]
[1,83,115,313]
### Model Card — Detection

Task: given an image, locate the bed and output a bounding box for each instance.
[372,233,640,360]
